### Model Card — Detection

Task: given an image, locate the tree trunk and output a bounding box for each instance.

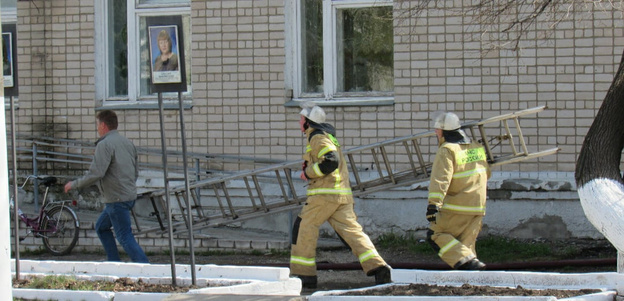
[575,49,624,186]
[575,49,624,272]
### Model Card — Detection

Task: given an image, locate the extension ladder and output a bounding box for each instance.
[135,106,559,235]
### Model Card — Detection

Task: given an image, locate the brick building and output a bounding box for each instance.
[3,0,623,175]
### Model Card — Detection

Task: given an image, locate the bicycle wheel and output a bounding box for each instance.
[40,205,79,256]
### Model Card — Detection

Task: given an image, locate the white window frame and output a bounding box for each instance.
[287,0,394,106]
[95,0,191,107]
[2,0,17,107]
[1,5,16,24]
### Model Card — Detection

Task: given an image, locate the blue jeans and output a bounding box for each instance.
[96,200,149,263]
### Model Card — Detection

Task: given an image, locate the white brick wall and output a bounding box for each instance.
[8,0,624,175]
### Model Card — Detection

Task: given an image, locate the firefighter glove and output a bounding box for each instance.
[426,204,438,222]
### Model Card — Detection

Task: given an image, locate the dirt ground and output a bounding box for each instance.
[14,239,618,296]
[339,283,602,297]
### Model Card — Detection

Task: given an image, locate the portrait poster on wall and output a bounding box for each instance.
[2,32,14,88]
[146,16,186,93]
[2,24,18,96]
[149,25,181,83]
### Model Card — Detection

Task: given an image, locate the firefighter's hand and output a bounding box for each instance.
[300,162,308,180]
[426,204,438,222]
[64,181,72,194]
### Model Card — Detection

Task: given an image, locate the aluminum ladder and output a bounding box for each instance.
[135,105,559,235]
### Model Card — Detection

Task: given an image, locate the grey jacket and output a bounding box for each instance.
[72,130,138,203]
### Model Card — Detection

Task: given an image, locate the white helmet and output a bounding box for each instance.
[433,112,461,131]
[299,101,326,124]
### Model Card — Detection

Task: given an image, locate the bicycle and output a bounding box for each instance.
[10,175,80,256]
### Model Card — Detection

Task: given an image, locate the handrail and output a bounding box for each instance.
[10,135,286,176]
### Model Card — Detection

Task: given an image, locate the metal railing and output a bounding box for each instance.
[8,135,286,208]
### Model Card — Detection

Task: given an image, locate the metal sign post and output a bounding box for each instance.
[176,90,196,283]
[147,15,194,286]
[157,92,177,286]
[9,95,20,280]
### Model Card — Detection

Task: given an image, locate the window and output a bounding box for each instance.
[1,0,17,24]
[2,0,17,101]
[96,0,191,105]
[293,0,394,105]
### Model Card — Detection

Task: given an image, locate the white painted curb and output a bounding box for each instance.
[12,259,302,300]
[308,269,622,300]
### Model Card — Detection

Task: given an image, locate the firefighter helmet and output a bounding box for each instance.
[299,102,326,124]
[433,112,461,131]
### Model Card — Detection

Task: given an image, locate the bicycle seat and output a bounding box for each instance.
[40,176,57,187]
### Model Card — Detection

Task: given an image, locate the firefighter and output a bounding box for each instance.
[290,102,392,289]
[426,112,491,270]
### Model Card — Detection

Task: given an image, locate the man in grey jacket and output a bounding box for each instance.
[64,110,149,263]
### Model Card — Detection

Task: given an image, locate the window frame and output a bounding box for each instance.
[2,0,17,107]
[287,0,394,107]
[94,0,191,108]
[1,0,16,24]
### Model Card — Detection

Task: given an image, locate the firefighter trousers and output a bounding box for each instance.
[290,198,387,276]
[427,211,483,268]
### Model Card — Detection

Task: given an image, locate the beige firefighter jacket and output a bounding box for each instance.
[428,139,491,215]
[302,126,353,204]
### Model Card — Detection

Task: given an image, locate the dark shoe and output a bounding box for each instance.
[370,265,392,285]
[293,275,317,289]
[458,258,486,270]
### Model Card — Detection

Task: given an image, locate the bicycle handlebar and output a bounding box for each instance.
[20,175,59,188]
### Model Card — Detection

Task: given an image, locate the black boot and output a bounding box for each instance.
[293,274,317,289]
[368,265,392,285]
[457,258,486,270]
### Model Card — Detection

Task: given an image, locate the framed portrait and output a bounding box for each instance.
[149,25,181,83]
[3,32,13,87]
[3,24,18,96]
[146,16,187,93]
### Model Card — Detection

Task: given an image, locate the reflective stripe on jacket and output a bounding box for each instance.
[303,127,353,204]
[428,140,490,215]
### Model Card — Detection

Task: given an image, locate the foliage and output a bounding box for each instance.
[374,233,603,263]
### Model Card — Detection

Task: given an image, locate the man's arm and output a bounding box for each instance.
[303,135,339,179]
[66,142,113,192]
[427,147,454,208]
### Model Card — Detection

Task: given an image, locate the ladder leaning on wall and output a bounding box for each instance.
[134,105,560,235]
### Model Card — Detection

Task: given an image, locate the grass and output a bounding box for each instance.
[475,236,553,262]
[374,233,596,263]
[16,233,612,266]
[18,275,116,291]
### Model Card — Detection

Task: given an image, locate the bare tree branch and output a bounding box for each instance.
[394,0,622,53]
